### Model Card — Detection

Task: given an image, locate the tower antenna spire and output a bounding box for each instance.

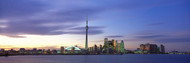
[86,16,88,26]
[85,16,88,50]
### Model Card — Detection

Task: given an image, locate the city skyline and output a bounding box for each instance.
[0,0,190,52]
[2,38,177,56]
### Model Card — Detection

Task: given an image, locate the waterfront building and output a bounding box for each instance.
[32,48,37,54]
[71,47,75,53]
[120,40,125,53]
[113,40,117,47]
[134,48,148,54]
[103,39,125,53]
[94,44,98,52]
[140,43,158,54]
[89,47,92,52]
[91,47,94,52]
[33,48,37,51]
[108,40,114,46]
[0,49,5,52]
[65,46,81,53]
[99,45,103,52]
[38,49,42,54]
[9,49,13,53]
[104,38,108,44]
[145,43,158,54]
[160,44,165,53]
[20,48,25,52]
[52,49,57,54]
[42,49,46,54]
[60,46,65,53]
[115,41,118,52]
[47,49,51,54]
[140,44,145,50]
[8,49,17,54]
[19,48,26,54]
[117,43,121,52]
[103,38,109,50]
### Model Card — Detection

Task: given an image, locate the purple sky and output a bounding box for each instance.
[0,0,190,52]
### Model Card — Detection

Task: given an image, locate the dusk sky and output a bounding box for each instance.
[0,0,190,52]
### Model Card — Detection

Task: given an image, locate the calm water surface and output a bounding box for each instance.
[0,54,189,63]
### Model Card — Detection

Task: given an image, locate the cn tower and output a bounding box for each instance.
[85,16,88,50]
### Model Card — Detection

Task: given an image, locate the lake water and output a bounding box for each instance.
[0,54,190,63]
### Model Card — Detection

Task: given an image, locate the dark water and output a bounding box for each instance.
[0,54,190,63]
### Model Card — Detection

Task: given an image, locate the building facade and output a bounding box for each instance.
[160,44,165,53]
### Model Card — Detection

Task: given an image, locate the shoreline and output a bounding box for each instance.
[1,54,189,57]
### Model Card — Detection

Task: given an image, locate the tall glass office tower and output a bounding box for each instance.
[120,40,125,53]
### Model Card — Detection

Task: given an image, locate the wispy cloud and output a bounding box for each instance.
[145,22,165,26]
[129,30,190,43]
[0,0,189,39]
[136,34,167,39]
[0,0,104,38]
[105,35,124,38]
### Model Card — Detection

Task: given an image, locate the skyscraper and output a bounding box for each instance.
[142,43,158,54]
[60,46,64,53]
[113,40,117,47]
[140,44,145,50]
[99,45,103,51]
[104,38,109,48]
[115,40,118,52]
[120,40,125,53]
[94,44,98,53]
[117,43,121,52]
[90,47,94,52]
[160,44,165,53]
[104,38,108,44]
[89,47,92,52]
[108,41,113,46]
[85,16,88,50]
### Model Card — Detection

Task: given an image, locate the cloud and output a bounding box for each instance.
[156,38,190,42]
[105,35,124,38]
[155,31,190,42]
[0,0,105,38]
[36,45,59,50]
[1,34,26,38]
[131,31,190,43]
[136,34,167,39]
[64,26,104,35]
[0,0,47,19]
[145,22,165,26]
[0,0,187,38]
[90,40,104,42]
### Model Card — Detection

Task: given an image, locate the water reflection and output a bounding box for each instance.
[0,55,190,63]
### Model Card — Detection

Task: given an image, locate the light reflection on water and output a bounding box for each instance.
[0,54,189,63]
